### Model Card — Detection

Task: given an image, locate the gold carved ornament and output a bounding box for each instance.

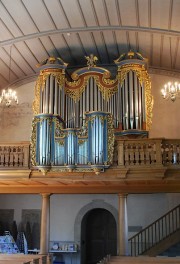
[56,140,65,146]
[32,75,43,116]
[78,139,88,145]
[117,64,153,131]
[53,117,64,138]
[94,75,118,101]
[32,69,65,115]
[85,54,98,69]
[107,114,115,164]
[140,70,154,131]
[65,73,118,102]
[30,117,40,166]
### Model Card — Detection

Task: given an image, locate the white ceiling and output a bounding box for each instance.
[0,0,180,89]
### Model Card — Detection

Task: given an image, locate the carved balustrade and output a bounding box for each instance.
[0,139,179,171]
[161,139,180,166]
[116,138,180,168]
[0,142,30,168]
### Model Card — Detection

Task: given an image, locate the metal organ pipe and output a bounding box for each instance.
[113,94,117,127]
[42,84,46,113]
[94,78,98,111]
[142,83,146,125]
[117,82,122,129]
[45,76,49,113]
[103,97,106,112]
[97,88,101,111]
[40,86,43,113]
[129,71,134,129]
[69,98,72,127]
[134,75,139,129]
[46,119,50,164]
[61,86,65,120]
[75,101,79,128]
[39,121,43,164]
[125,77,129,130]
[90,77,93,111]
[73,77,110,128]
[117,71,148,131]
[49,75,54,114]
[138,80,142,130]
[122,81,125,129]
[65,95,68,127]
[54,80,58,115]
[58,84,61,116]
[82,87,85,125]
[79,92,83,127]
[86,79,90,112]
[73,99,76,127]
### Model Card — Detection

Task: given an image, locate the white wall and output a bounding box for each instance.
[0,81,34,142]
[0,193,179,241]
[0,192,180,263]
[150,74,180,138]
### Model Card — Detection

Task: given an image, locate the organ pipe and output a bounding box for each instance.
[45,76,49,113]
[129,71,134,129]
[142,83,146,124]
[49,75,54,114]
[125,78,129,130]
[134,76,139,129]
[115,50,153,134]
[40,87,43,113]
[54,81,58,115]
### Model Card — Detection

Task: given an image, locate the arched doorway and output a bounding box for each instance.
[81,208,117,264]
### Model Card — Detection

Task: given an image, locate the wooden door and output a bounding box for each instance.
[81,208,117,264]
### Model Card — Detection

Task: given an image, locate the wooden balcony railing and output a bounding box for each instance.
[0,142,30,169]
[0,138,180,171]
[116,138,180,167]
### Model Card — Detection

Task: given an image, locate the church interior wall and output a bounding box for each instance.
[149,73,180,138]
[0,193,179,243]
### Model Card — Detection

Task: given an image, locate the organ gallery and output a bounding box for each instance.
[31,51,153,174]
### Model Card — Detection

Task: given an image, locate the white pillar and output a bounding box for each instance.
[40,193,51,255]
[118,193,128,256]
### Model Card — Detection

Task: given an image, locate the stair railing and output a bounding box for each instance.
[128,204,180,256]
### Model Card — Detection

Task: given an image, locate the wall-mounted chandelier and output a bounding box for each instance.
[0,89,18,107]
[161,82,180,102]
[0,45,18,107]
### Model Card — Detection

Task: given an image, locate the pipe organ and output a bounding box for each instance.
[31,51,153,174]
[114,51,153,135]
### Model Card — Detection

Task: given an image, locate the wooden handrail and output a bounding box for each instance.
[128,204,180,256]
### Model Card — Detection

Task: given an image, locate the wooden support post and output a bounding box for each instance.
[118,193,128,256]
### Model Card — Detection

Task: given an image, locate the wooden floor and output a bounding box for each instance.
[103,256,180,264]
[0,254,48,264]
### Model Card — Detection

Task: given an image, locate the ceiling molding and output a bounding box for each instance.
[149,67,180,78]
[1,25,180,48]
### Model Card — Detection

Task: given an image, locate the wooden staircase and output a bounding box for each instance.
[129,204,180,256]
